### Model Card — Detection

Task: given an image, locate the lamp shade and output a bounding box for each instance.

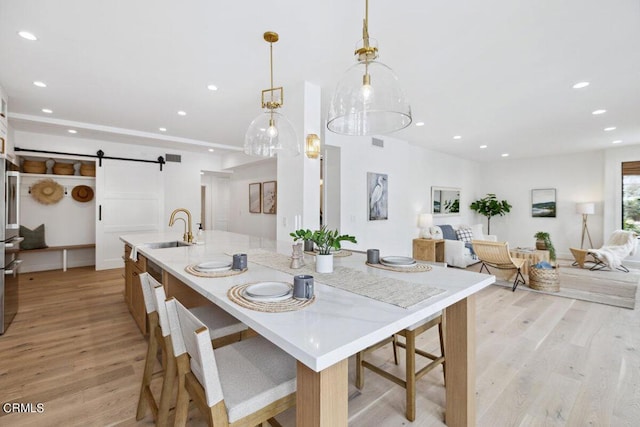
[576,202,595,215]
[418,213,433,228]
[327,60,412,136]
[244,110,299,157]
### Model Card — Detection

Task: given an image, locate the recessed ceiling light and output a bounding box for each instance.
[68,129,77,134]
[604,127,616,131]
[207,84,218,91]
[612,140,622,144]
[453,135,462,140]
[159,127,167,132]
[592,109,607,115]
[177,110,187,116]
[33,81,47,88]
[501,153,509,157]
[479,145,487,149]
[41,108,53,114]
[415,121,425,127]
[208,148,215,152]
[572,81,590,89]
[18,31,37,41]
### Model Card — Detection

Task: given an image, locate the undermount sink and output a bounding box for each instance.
[143,240,192,249]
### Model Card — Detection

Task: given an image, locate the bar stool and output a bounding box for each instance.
[165,296,297,427]
[356,312,445,421]
[135,272,249,426]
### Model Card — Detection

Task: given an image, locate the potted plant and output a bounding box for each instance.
[290,228,315,252]
[469,193,512,235]
[310,226,357,273]
[533,231,556,261]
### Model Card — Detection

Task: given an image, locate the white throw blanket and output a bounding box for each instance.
[588,230,637,269]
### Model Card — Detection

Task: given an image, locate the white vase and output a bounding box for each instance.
[315,253,334,273]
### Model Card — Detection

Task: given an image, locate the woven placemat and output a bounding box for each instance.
[366,262,433,273]
[227,282,316,312]
[304,250,353,258]
[185,264,247,278]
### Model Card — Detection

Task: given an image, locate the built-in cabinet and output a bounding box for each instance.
[124,244,147,334]
[1,83,9,155]
[19,157,97,272]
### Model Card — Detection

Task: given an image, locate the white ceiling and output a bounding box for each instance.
[1,0,639,161]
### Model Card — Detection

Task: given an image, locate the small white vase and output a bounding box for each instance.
[315,253,334,273]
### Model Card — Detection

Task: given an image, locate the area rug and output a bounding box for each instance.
[465,260,639,309]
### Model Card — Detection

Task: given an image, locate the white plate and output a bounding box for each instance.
[380,256,416,266]
[242,289,292,302]
[195,260,232,272]
[245,281,291,298]
[380,260,416,268]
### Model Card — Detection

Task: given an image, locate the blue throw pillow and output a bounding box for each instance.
[439,224,457,241]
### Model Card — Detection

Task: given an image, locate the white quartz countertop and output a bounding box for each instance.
[120,230,495,371]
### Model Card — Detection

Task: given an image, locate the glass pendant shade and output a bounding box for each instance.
[244,110,299,157]
[327,60,412,136]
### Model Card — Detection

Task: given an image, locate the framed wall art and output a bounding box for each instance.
[531,188,556,217]
[249,182,262,213]
[263,181,277,214]
[368,172,388,220]
[432,186,461,216]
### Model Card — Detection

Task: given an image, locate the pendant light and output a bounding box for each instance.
[327,0,412,136]
[244,31,300,157]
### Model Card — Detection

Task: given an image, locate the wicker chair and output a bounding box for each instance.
[571,230,637,272]
[472,240,526,291]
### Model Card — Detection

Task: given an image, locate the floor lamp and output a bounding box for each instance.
[576,202,595,249]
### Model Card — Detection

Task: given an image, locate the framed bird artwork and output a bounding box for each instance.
[367,172,388,220]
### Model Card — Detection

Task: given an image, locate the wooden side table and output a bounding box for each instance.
[413,238,445,263]
[509,248,550,275]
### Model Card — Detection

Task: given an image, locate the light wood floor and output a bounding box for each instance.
[1,266,638,426]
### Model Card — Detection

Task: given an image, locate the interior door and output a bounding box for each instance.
[95,159,164,270]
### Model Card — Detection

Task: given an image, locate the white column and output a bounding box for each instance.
[276,81,322,241]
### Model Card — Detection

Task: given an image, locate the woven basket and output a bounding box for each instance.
[80,163,95,177]
[52,162,75,175]
[23,160,47,174]
[529,265,560,292]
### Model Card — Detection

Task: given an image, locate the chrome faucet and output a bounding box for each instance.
[169,208,193,243]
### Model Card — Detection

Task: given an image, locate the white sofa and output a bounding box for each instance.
[429,223,497,268]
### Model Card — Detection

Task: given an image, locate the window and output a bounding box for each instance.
[622,161,640,232]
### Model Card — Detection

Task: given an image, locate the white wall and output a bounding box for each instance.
[326,133,481,257]
[226,160,277,239]
[477,150,605,258]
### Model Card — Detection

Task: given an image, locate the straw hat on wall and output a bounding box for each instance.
[71,185,94,203]
[31,179,64,205]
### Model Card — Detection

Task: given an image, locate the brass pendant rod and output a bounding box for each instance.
[269,40,274,100]
[362,0,370,48]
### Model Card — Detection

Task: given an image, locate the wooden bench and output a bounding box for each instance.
[22,244,96,271]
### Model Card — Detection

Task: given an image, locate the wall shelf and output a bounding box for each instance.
[20,173,95,181]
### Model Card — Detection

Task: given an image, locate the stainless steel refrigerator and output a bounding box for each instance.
[1,158,21,334]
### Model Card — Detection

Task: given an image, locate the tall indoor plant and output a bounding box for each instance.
[469,193,512,235]
[310,226,357,273]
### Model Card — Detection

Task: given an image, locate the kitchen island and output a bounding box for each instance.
[121,230,495,426]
